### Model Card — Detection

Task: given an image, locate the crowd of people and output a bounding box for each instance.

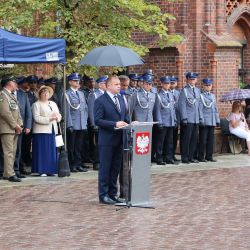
[0,67,250,188]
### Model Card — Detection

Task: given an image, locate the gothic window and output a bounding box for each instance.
[226,0,250,16]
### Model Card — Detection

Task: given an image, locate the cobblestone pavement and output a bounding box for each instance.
[1,154,250,250]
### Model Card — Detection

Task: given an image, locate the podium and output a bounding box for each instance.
[117,122,156,208]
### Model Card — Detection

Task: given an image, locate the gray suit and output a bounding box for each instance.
[129,88,160,122]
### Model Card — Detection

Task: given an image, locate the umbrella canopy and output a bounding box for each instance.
[79,45,144,67]
[220,89,250,102]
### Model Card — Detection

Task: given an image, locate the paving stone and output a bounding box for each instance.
[0,155,250,249]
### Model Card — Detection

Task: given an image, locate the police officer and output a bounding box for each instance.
[129,74,160,123]
[22,75,38,169]
[170,76,180,161]
[128,73,138,94]
[0,75,23,182]
[156,76,177,165]
[178,72,203,164]
[65,73,88,172]
[198,78,220,162]
[88,76,108,170]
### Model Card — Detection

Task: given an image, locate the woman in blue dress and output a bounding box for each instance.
[31,85,62,176]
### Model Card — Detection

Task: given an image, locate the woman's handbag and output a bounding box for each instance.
[55,123,64,148]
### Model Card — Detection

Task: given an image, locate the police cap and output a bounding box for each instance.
[128,73,138,81]
[143,74,153,84]
[68,73,81,81]
[202,78,213,85]
[186,72,198,79]
[96,76,108,84]
[27,75,38,83]
[160,76,171,84]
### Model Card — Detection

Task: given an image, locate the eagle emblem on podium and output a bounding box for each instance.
[135,132,150,155]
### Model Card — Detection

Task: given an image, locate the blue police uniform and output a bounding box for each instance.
[155,76,177,164]
[65,73,88,172]
[198,78,220,162]
[178,72,203,163]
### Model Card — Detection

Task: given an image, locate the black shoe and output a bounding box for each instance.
[110,196,125,203]
[70,167,78,173]
[99,195,116,205]
[156,161,165,165]
[82,164,90,169]
[198,158,207,162]
[93,163,99,171]
[8,175,21,182]
[189,159,199,163]
[166,159,179,165]
[76,166,88,172]
[181,160,190,164]
[206,158,217,162]
[15,173,26,178]
[20,169,31,175]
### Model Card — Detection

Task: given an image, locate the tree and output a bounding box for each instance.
[0,0,183,75]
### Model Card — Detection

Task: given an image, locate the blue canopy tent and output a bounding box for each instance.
[0,28,68,150]
[0,28,66,63]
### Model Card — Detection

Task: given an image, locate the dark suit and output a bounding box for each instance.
[94,92,128,199]
[14,90,32,174]
[22,90,37,166]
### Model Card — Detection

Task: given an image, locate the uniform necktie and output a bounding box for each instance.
[146,92,149,99]
[76,91,80,98]
[192,88,196,98]
[114,95,121,112]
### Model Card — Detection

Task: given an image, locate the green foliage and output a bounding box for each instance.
[0,0,183,76]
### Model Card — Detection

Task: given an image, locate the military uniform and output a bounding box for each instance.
[178,72,203,163]
[0,89,23,178]
[198,78,220,162]
[156,79,177,164]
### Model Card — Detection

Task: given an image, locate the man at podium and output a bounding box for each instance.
[94,75,129,205]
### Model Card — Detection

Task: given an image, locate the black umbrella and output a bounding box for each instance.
[79,45,144,67]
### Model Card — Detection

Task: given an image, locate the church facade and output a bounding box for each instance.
[132,0,250,117]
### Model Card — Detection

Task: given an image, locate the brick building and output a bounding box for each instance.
[132,0,250,117]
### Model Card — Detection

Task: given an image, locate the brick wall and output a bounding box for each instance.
[131,0,250,118]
